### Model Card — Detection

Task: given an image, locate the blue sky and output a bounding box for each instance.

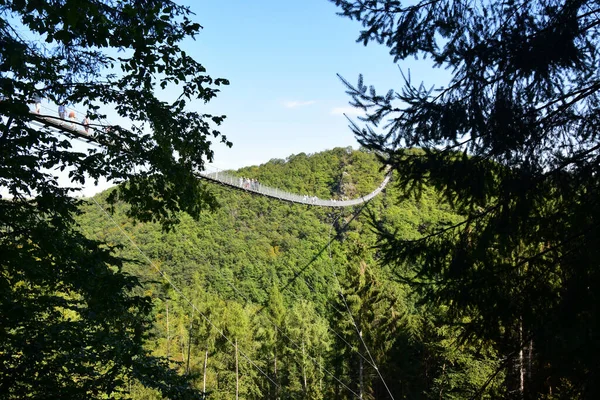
[177,0,448,170]
[32,0,450,196]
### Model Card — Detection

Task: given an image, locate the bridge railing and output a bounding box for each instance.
[198,164,392,208]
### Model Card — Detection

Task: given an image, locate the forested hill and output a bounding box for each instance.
[77,148,502,399]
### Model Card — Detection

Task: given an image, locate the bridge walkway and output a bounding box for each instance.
[28,108,391,208]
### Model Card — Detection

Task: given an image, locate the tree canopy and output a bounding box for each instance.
[333,0,600,398]
[0,0,228,397]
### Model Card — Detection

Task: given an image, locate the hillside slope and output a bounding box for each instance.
[77,148,502,399]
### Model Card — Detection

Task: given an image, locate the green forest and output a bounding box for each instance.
[3,0,600,399]
[77,148,500,399]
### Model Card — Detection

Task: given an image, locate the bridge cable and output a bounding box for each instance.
[327,210,397,400]
[261,200,371,308]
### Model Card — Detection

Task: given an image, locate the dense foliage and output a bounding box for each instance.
[0,1,227,398]
[79,148,504,399]
[332,0,600,398]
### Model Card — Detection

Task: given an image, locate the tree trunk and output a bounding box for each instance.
[439,363,446,400]
[274,348,279,399]
[319,354,323,395]
[235,338,239,400]
[518,318,525,400]
[302,341,307,394]
[528,339,533,385]
[203,349,208,394]
[186,319,193,375]
[359,329,364,400]
[181,339,185,364]
[166,300,170,361]
[274,349,277,380]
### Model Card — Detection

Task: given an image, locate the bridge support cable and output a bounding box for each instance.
[89,197,279,391]
[251,202,372,327]
[270,201,370,299]
[276,285,378,372]
[327,211,397,400]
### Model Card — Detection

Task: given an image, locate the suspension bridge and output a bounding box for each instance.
[22,103,397,399]
[29,106,392,207]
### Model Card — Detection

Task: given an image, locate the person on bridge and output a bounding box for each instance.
[82,115,90,133]
[33,95,42,114]
[58,104,66,119]
[68,110,76,126]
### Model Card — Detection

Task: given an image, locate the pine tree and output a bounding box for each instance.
[332,0,600,397]
[282,300,330,400]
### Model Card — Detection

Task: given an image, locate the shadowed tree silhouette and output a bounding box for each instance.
[332,0,600,398]
[0,0,229,398]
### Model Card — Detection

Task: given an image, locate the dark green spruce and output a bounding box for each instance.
[332,0,600,398]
